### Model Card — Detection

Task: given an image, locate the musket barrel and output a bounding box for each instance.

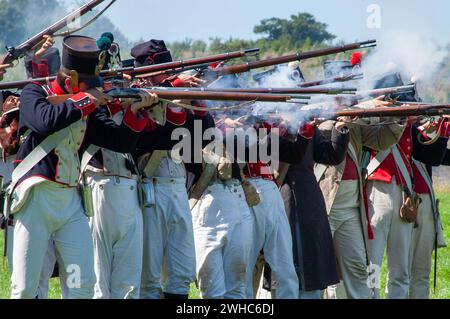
[214,40,377,76]
[298,73,364,88]
[318,105,450,120]
[105,88,290,102]
[178,87,355,95]
[101,48,261,77]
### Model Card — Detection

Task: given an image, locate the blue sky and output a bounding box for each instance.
[104,0,450,45]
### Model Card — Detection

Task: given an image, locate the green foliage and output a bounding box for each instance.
[0,0,132,81]
[254,13,336,49]
[165,12,336,62]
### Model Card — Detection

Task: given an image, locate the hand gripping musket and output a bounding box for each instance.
[0,0,111,66]
[210,40,376,76]
[333,85,417,107]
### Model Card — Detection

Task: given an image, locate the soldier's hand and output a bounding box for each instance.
[34,35,55,60]
[372,95,393,108]
[85,88,113,106]
[337,116,359,124]
[334,118,349,132]
[131,91,159,114]
[177,74,206,87]
[0,63,14,80]
[224,117,244,128]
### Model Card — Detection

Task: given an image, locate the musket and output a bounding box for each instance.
[104,88,294,102]
[0,49,260,90]
[47,87,300,105]
[240,104,450,127]
[134,63,212,79]
[298,73,364,88]
[101,48,260,78]
[333,85,417,107]
[0,0,109,66]
[316,104,450,120]
[210,40,376,76]
[161,87,356,96]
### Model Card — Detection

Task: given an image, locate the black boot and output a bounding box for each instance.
[164,293,189,299]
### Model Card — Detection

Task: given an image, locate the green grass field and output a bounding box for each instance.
[1,193,450,299]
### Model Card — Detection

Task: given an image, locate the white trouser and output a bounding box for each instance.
[328,180,371,299]
[11,182,95,299]
[36,239,69,299]
[87,174,143,299]
[409,194,435,299]
[140,177,195,299]
[192,180,253,299]
[367,179,413,299]
[7,227,68,299]
[245,178,298,299]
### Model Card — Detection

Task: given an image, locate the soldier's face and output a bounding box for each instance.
[3,96,20,110]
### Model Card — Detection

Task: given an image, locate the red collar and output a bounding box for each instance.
[50,80,67,96]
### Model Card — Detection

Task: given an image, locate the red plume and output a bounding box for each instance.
[350,52,362,66]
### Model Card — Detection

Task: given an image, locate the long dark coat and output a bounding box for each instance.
[280,126,349,291]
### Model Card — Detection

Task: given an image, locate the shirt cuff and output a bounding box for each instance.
[123,107,149,132]
[299,123,316,139]
[192,101,208,117]
[167,107,187,126]
[170,78,185,87]
[107,99,124,117]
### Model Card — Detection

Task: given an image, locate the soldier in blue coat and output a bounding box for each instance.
[9,35,157,299]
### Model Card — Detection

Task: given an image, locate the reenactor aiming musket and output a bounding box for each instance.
[0,0,113,80]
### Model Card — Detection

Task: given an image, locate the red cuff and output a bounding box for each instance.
[192,101,208,117]
[299,122,316,139]
[107,99,123,117]
[69,92,96,117]
[123,108,149,132]
[32,60,49,78]
[167,107,187,126]
[170,78,185,88]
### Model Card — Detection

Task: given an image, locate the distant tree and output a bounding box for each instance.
[254,12,336,49]
[0,0,64,48]
[0,0,131,56]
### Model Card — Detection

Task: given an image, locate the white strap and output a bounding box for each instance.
[314,164,328,182]
[315,143,358,182]
[365,150,391,179]
[11,128,70,187]
[81,145,101,174]
[391,146,413,193]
